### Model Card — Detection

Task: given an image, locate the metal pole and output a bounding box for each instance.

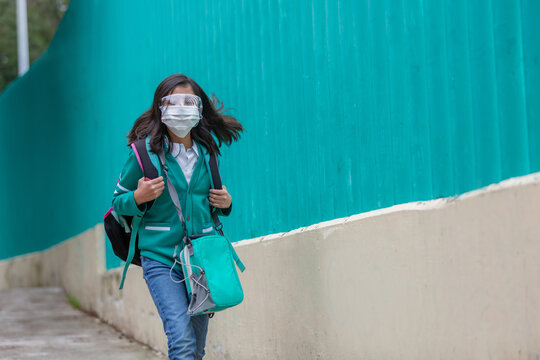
[16,0,29,76]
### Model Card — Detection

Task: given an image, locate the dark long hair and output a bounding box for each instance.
[127,74,243,156]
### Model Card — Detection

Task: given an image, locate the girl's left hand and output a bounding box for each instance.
[209,185,232,209]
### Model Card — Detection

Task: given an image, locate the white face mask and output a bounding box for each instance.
[160,105,201,138]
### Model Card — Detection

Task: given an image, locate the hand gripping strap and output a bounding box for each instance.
[130,139,159,210]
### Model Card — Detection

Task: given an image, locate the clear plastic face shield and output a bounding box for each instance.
[159,93,203,116]
[159,93,203,138]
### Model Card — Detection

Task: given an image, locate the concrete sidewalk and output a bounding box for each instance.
[0,287,164,359]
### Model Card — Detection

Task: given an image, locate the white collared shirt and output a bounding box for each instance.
[170,140,199,185]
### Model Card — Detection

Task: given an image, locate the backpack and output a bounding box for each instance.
[103,139,157,267]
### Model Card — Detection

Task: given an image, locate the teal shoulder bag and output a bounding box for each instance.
[158,150,246,316]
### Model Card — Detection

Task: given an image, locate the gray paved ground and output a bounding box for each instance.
[0,287,165,359]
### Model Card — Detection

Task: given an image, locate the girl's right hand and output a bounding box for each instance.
[134,176,165,205]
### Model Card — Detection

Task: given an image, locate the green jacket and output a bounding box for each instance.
[112,135,231,289]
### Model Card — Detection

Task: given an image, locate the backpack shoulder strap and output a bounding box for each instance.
[130,139,159,210]
[208,152,232,230]
[208,152,222,189]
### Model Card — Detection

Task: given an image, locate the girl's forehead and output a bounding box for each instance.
[171,85,194,95]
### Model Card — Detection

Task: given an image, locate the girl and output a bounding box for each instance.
[112,73,243,359]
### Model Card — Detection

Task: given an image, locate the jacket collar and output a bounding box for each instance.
[150,135,214,189]
[164,136,201,158]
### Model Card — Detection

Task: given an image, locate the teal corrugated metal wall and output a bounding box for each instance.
[0,0,538,269]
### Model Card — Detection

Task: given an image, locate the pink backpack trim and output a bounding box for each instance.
[130,143,144,172]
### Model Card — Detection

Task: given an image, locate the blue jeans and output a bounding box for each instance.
[141,255,210,359]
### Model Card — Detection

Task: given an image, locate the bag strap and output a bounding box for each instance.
[131,139,159,210]
[207,153,244,271]
[118,138,158,290]
[208,152,222,189]
[208,152,233,230]
[118,214,143,289]
[228,240,246,272]
[208,152,225,234]
[157,150,189,242]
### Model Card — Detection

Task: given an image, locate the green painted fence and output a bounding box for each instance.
[0,0,538,269]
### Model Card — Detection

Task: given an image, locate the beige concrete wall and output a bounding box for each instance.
[1,172,540,359]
